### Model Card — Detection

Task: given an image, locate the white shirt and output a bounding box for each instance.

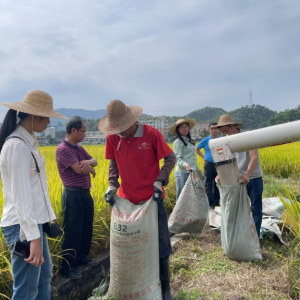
[0,126,56,241]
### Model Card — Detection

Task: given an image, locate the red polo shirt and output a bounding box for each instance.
[105,124,172,204]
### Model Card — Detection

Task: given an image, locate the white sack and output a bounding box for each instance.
[262,197,290,219]
[168,170,209,237]
[260,216,285,244]
[218,181,262,261]
[103,196,162,300]
[209,207,221,230]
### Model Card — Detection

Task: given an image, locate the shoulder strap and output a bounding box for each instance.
[6,136,40,173]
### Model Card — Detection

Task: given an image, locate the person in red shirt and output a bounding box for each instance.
[95,100,176,300]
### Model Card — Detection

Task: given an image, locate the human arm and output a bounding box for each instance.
[80,148,98,171]
[241,150,259,185]
[104,159,120,206]
[155,152,176,186]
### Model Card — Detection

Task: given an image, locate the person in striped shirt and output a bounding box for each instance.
[56,116,98,279]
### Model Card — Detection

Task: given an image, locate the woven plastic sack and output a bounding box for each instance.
[102,196,162,300]
[209,207,221,230]
[218,180,262,261]
[262,197,290,219]
[168,170,209,237]
[260,216,285,244]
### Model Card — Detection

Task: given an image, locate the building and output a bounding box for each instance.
[44,127,55,138]
[81,131,107,144]
[139,117,169,140]
[190,122,210,138]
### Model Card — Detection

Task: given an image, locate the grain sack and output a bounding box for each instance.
[262,197,290,219]
[168,170,209,237]
[209,206,221,230]
[218,180,262,261]
[101,196,162,300]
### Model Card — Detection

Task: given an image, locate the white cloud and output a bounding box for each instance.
[0,0,299,119]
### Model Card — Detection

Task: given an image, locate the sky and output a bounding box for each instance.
[0,0,299,120]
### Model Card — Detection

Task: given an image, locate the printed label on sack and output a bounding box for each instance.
[217,148,225,161]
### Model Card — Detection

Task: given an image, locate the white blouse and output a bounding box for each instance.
[0,125,56,241]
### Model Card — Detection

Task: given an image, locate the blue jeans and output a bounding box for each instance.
[1,224,53,300]
[246,177,263,237]
[175,171,190,201]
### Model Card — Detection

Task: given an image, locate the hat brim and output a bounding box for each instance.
[169,119,196,135]
[98,106,143,135]
[216,122,244,128]
[2,102,68,119]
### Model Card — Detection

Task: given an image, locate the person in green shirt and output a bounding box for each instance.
[169,119,200,201]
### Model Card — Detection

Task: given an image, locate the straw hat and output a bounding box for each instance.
[98,99,143,135]
[169,118,196,135]
[2,90,67,119]
[215,114,243,128]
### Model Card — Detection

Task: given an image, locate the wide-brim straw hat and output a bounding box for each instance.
[169,118,196,135]
[215,114,243,128]
[98,99,143,135]
[2,90,67,119]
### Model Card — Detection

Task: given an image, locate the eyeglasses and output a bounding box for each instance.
[210,128,218,130]
[78,130,86,133]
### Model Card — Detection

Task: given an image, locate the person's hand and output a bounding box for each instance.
[90,168,96,178]
[215,175,220,182]
[79,160,90,172]
[153,181,163,202]
[241,174,250,185]
[105,186,117,206]
[24,238,44,267]
[203,160,206,165]
[185,164,191,172]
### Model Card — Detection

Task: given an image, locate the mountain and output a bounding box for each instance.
[185,106,227,122]
[50,108,107,126]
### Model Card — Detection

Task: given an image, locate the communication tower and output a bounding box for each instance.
[249,90,253,105]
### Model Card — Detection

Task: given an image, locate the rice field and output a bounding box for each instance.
[0,142,300,298]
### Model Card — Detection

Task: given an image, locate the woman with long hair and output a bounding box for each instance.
[169,119,200,201]
[0,90,67,300]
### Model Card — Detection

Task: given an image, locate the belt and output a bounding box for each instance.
[64,187,90,194]
[205,160,214,165]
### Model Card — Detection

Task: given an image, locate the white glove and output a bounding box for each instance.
[105,186,117,196]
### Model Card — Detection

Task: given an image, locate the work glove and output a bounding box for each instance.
[153,181,163,202]
[105,186,117,206]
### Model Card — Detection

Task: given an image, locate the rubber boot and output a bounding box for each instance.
[92,276,110,296]
[160,258,174,300]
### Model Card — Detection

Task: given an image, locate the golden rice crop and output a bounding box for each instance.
[0,141,300,298]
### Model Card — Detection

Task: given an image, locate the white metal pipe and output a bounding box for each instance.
[209,120,300,162]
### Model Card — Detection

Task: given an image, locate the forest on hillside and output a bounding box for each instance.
[84,105,300,131]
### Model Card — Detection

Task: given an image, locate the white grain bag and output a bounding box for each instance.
[104,196,162,300]
[262,197,290,219]
[218,180,262,261]
[168,170,209,237]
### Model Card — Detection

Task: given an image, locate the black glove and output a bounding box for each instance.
[105,187,117,206]
[153,182,163,202]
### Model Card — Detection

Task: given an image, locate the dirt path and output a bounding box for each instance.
[170,225,291,300]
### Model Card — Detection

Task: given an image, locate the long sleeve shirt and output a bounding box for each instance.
[0,125,56,241]
[173,137,199,173]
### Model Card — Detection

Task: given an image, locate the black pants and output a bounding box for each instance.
[158,199,172,261]
[60,187,94,273]
[204,162,220,208]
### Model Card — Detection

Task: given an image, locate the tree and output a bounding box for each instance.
[46,135,56,145]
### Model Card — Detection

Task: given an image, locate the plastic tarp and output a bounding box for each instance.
[94,196,162,300]
[168,170,209,237]
[218,181,262,261]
